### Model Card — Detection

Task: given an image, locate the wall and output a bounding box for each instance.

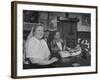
[0,0,99,80]
[69,13,90,32]
[39,12,91,31]
[23,11,91,32]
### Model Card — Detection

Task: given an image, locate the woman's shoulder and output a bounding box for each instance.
[41,39,46,43]
[30,37,36,40]
[26,37,36,43]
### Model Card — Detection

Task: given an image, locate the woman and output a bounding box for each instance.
[50,31,71,59]
[51,31,64,53]
[50,31,65,59]
[25,24,58,68]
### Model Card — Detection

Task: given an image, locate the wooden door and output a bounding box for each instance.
[57,19,78,48]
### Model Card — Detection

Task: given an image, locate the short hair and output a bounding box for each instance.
[44,29,49,33]
[32,23,44,34]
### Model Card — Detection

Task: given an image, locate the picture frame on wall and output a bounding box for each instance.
[82,14,91,26]
[11,1,98,78]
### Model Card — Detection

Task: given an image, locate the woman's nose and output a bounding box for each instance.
[40,31,43,34]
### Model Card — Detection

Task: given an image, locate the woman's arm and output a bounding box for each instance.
[26,27,34,40]
[71,47,82,56]
[29,57,58,65]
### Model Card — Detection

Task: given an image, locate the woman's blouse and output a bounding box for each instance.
[56,41,63,51]
[51,39,64,53]
[25,37,50,60]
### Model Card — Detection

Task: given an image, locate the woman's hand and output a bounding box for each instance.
[50,57,58,63]
[59,51,71,58]
[29,57,58,65]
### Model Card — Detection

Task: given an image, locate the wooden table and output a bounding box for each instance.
[52,56,90,67]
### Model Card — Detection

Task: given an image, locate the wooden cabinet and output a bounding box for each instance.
[57,18,79,48]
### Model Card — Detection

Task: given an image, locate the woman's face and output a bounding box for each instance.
[34,26,44,39]
[54,32,60,40]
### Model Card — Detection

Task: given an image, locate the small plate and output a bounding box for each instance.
[72,63,80,67]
